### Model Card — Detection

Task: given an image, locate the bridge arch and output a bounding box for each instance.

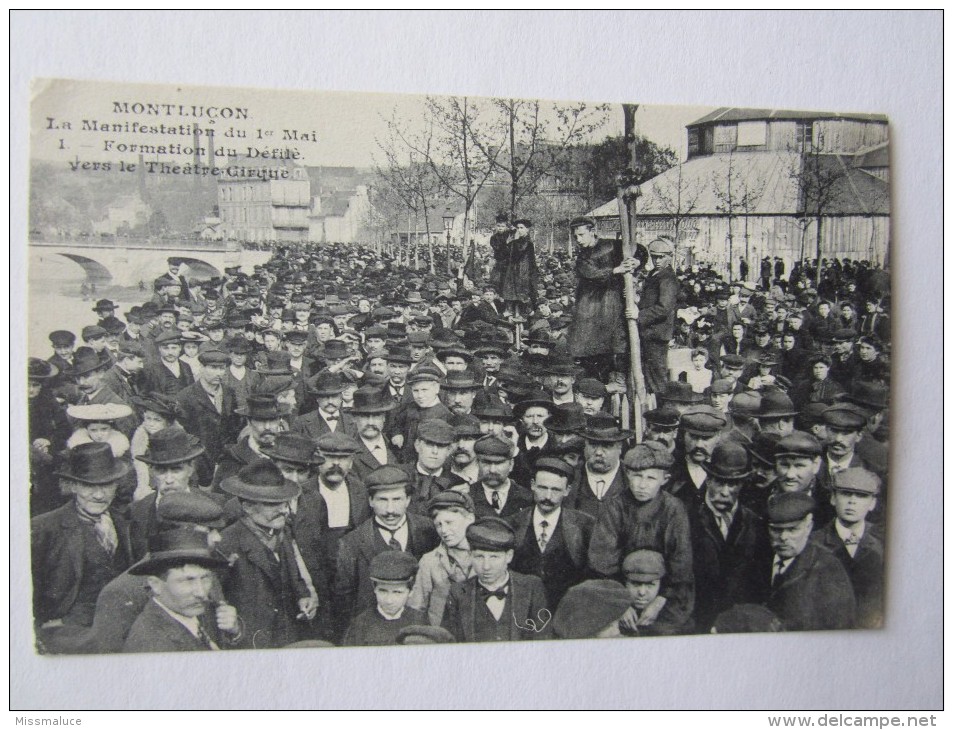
[56,253,113,282]
[178,257,221,281]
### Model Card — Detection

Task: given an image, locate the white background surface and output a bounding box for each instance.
[9,10,943,710]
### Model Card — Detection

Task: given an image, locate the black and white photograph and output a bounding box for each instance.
[25,76,893,652]
[11,10,942,713]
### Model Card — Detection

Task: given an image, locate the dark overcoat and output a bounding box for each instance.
[568,238,627,358]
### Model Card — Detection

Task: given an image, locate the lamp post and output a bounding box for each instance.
[443,209,454,275]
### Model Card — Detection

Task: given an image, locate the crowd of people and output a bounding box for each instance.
[27,214,891,653]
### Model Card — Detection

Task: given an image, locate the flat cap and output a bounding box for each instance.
[574,378,608,398]
[729,391,762,417]
[406,331,431,346]
[427,490,474,515]
[766,491,815,524]
[709,378,736,396]
[314,431,360,456]
[369,551,418,583]
[647,236,675,255]
[416,418,455,446]
[466,517,516,552]
[774,431,823,458]
[395,625,456,644]
[821,403,868,431]
[643,406,680,429]
[49,329,76,346]
[406,364,443,384]
[680,405,729,436]
[568,215,597,230]
[552,579,632,640]
[474,433,516,461]
[533,457,574,481]
[364,465,411,494]
[156,491,225,528]
[198,348,230,365]
[81,325,108,340]
[831,328,856,343]
[832,467,881,495]
[448,413,483,439]
[622,550,667,582]
[117,341,145,358]
[720,354,745,369]
[623,441,675,471]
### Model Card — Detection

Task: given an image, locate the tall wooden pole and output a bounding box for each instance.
[618,104,646,441]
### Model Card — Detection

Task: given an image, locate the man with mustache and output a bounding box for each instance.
[508,457,595,609]
[32,443,134,652]
[752,491,856,631]
[348,386,398,481]
[210,394,291,493]
[689,441,771,632]
[767,431,833,527]
[569,413,631,519]
[142,330,195,397]
[332,466,438,637]
[665,406,728,515]
[69,349,139,438]
[441,371,483,417]
[292,371,355,440]
[642,407,680,457]
[447,414,483,486]
[469,434,534,519]
[175,349,241,487]
[511,391,555,487]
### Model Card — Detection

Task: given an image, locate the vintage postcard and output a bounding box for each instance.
[26,77,890,655]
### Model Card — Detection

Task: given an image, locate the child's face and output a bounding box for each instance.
[86,422,114,443]
[373,582,412,617]
[626,579,661,610]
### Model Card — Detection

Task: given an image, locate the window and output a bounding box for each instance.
[737,121,767,147]
[797,122,814,152]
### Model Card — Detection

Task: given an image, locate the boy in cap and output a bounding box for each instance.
[389,364,452,461]
[613,550,691,636]
[757,491,856,631]
[809,468,884,628]
[407,491,476,626]
[441,517,551,642]
[587,442,694,629]
[48,330,77,379]
[342,552,427,646]
[400,418,466,514]
[332,466,439,636]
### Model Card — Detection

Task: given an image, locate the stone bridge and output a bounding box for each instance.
[28,239,273,287]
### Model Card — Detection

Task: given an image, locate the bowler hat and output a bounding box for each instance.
[260,433,326,467]
[748,432,781,467]
[729,392,762,418]
[441,372,481,391]
[512,390,554,418]
[471,394,514,422]
[220,458,299,503]
[386,346,413,365]
[258,351,294,375]
[68,350,111,377]
[822,403,867,431]
[54,442,130,484]
[552,579,631,639]
[474,342,508,357]
[466,517,516,551]
[644,406,680,430]
[93,299,118,313]
[622,550,667,581]
[349,386,396,414]
[29,358,58,381]
[839,381,888,412]
[545,403,587,435]
[702,441,752,480]
[449,413,483,439]
[766,491,815,525]
[136,426,206,465]
[709,378,735,396]
[309,370,347,396]
[235,394,292,419]
[756,391,799,419]
[322,340,351,361]
[129,527,228,576]
[225,336,254,354]
[583,412,632,442]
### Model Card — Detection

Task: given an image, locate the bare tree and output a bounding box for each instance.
[712,149,766,279]
[478,98,609,218]
[647,161,702,253]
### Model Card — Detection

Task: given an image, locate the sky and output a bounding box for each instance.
[31,78,715,169]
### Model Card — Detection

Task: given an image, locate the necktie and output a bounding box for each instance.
[843,533,861,546]
[596,479,606,500]
[94,513,118,555]
[380,525,402,551]
[772,557,787,586]
[491,491,501,512]
[538,520,549,552]
[716,513,730,539]
[480,584,508,601]
[195,623,215,650]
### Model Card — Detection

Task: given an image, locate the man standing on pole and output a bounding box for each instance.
[566,216,642,383]
[638,236,679,401]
